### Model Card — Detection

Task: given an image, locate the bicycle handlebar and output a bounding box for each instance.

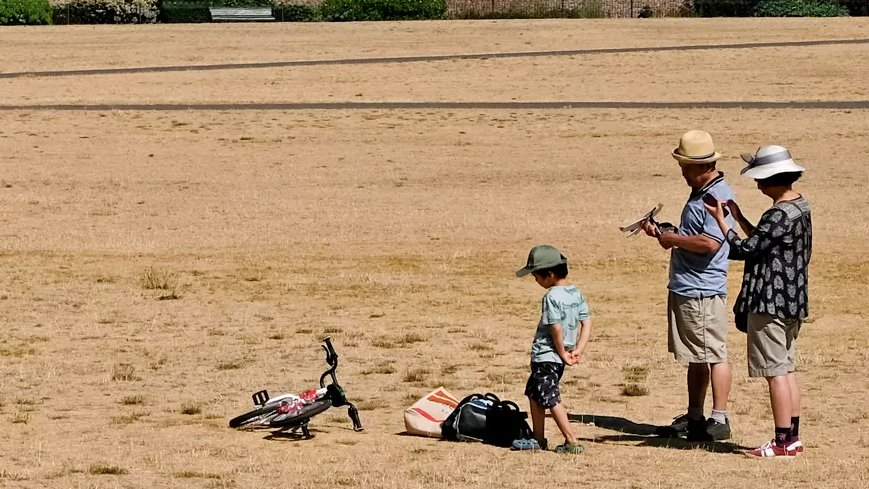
[319,337,339,388]
[323,336,337,362]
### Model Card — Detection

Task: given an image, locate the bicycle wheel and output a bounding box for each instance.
[269,399,332,428]
[229,404,280,428]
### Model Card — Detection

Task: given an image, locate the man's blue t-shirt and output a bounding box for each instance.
[668,174,736,297]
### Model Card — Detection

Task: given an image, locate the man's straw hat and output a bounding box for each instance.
[671,130,722,164]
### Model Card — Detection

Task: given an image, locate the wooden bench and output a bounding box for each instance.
[209,7,275,21]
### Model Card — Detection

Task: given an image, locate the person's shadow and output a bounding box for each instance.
[568,414,750,453]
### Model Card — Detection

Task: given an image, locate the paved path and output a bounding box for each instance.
[2,38,867,79]
[1,101,868,111]
[4,38,866,111]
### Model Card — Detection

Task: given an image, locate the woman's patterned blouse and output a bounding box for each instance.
[727,196,812,320]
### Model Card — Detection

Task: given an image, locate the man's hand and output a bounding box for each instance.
[641,219,660,238]
[657,231,678,249]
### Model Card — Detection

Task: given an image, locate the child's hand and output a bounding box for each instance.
[563,353,578,366]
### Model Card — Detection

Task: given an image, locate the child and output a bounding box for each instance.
[512,245,592,454]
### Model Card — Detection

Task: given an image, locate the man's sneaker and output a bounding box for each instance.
[670,414,691,433]
[744,439,798,459]
[659,413,704,438]
[689,417,731,441]
[785,438,804,454]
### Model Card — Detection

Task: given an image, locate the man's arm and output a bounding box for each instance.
[549,323,576,366]
[657,232,721,254]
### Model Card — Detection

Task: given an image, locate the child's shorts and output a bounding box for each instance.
[524,362,565,409]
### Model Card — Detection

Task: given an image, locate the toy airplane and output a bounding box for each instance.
[619,204,663,237]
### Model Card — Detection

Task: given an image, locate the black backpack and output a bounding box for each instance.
[440,393,532,447]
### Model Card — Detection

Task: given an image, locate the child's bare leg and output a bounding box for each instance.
[529,398,546,443]
[549,403,576,445]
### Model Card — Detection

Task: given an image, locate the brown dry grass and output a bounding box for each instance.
[1,19,868,489]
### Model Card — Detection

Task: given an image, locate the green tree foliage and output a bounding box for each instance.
[0,0,52,24]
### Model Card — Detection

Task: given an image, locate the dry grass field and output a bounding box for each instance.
[1,18,868,489]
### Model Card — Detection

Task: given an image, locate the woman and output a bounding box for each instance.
[704,145,812,459]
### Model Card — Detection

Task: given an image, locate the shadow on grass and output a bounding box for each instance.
[263,427,319,442]
[569,413,750,454]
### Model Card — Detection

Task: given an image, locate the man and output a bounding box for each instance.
[642,130,735,441]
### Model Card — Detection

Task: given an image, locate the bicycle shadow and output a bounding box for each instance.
[264,423,363,442]
[263,428,318,442]
[569,413,749,453]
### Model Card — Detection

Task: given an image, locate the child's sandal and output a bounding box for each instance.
[554,442,585,454]
[511,438,548,451]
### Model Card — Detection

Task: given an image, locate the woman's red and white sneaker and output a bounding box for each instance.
[744,440,798,459]
[785,438,804,454]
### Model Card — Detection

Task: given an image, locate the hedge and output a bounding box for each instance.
[755,0,848,15]
[33,0,869,23]
[273,2,318,20]
[0,0,52,24]
[691,0,756,15]
[157,0,208,21]
[52,0,158,23]
[320,0,445,20]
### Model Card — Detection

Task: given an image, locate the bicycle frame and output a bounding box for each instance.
[229,337,363,436]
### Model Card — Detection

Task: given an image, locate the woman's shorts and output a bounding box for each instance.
[525,362,565,409]
[668,292,728,364]
[747,312,801,377]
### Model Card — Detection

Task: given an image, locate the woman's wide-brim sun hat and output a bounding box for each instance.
[671,130,722,164]
[740,145,806,180]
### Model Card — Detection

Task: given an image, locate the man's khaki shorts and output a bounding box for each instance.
[668,292,728,364]
[747,312,801,378]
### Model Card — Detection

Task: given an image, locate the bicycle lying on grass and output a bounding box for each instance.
[229,337,363,438]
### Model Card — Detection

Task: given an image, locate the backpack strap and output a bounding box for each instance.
[483,393,501,403]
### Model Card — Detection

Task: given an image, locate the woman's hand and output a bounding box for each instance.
[704,199,733,237]
[703,199,728,221]
[726,199,743,219]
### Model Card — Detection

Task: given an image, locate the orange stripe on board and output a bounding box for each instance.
[428,390,459,407]
[427,394,458,408]
[433,389,459,402]
[411,407,444,423]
